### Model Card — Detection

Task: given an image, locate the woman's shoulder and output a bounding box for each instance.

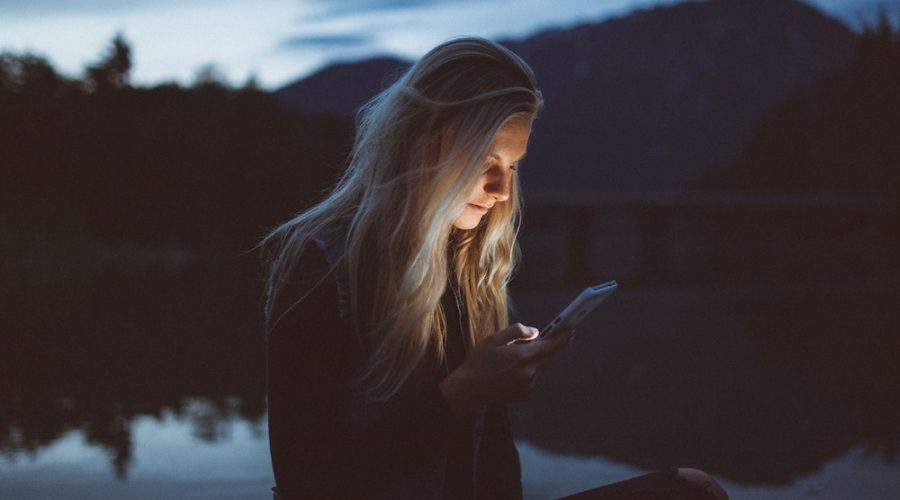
[271,224,351,324]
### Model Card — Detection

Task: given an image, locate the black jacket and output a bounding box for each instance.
[266,229,522,499]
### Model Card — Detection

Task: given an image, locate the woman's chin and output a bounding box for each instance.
[452,215,482,230]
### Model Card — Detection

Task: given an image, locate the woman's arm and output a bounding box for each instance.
[266,246,454,499]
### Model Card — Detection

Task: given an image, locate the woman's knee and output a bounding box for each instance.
[675,468,729,500]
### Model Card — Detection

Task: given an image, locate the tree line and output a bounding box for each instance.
[1,34,352,253]
[2,20,898,256]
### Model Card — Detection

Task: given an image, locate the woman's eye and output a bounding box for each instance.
[484,161,518,173]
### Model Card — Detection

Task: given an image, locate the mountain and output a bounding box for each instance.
[695,17,900,195]
[275,57,411,117]
[275,0,858,193]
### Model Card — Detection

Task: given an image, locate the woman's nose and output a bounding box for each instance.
[484,168,511,202]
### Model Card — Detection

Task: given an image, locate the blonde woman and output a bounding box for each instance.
[262,37,727,500]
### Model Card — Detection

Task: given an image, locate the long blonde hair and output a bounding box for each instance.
[262,36,543,401]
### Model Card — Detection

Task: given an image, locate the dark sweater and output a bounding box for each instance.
[266,234,522,499]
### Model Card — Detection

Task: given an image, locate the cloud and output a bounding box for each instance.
[0,0,188,18]
[280,33,373,49]
[302,0,468,21]
[11,0,892,90]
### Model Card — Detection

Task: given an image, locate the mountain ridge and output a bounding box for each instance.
[275,0,859,192]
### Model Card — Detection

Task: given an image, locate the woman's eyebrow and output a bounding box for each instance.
[489,152,527,164]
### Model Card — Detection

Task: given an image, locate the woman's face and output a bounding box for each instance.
[452,116,532,230]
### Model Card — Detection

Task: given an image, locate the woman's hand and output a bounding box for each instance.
[438,323,572,416]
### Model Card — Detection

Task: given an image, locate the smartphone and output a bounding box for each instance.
[539,280,618,340]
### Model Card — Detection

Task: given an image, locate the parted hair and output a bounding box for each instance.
[261,36,543,401]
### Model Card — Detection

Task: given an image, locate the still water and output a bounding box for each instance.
[2,261,899,498]
[2,405,898,499]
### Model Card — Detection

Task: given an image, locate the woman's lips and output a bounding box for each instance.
[468,203,489,214]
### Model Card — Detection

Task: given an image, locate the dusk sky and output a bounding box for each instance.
[1,0,896,90]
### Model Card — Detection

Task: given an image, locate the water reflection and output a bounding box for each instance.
[2,395,266,479]
[1,256,266,479]
[509,285,900,485]
[2,251,899,495]
[2,409,897,500]
[1,405,273,500]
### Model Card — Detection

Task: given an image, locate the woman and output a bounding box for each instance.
[262,37,727,500]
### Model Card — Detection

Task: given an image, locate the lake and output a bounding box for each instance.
[2,259,898,498]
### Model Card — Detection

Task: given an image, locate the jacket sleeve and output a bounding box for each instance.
[477,402,523,500]
[266,245,455,499]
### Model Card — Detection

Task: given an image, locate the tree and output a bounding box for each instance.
[85,32,133,93]
[0,52,68,96]
[193,63,230,89]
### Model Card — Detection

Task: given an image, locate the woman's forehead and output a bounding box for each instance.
[490,117,531,161]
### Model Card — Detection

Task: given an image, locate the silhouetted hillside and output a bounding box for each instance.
[275,0,858,193]
[506,0,858,192]
[275,57,411,117]
[695,14,900,195]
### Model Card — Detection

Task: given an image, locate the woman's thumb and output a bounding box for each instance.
[489,323,539,346]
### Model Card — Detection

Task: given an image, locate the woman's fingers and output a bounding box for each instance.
[517,328,573,361]
[484,322,538,346]
[502,330,573,398]
[448,324,575,405]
